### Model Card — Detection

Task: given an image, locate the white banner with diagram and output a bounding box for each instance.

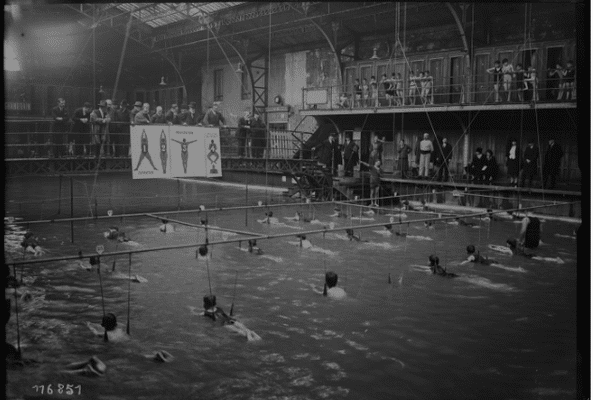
[130,125,221,179]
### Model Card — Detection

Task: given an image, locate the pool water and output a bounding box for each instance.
[5,179,578,400]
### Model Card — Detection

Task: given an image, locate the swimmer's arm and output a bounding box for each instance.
[86,322,104,337]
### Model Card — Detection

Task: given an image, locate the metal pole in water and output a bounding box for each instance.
[70,177,74,243]
[58,174,63,215]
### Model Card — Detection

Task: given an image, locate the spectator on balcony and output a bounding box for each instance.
[114,100,130,157]
[520,139,539,189]
[90,100,110,157]
[564,60,576,101]
[71,102,92,156]
[416,71,425,104]
[51,98,70,158]
[395,73,405,106]
[105,99,117,156]
[466,147,486,184]
[369,76,378,107]
[524,66,539,102]
[514,64,526,102]
[129,101,142,124]
[482,150,498,185]
[166,103,180,125]
[182,102,203,126]
[203,102,226,127]
[501,58,514,102]
[343,139,359,177]
[433,137,452,182]
[396,139,412,178]
[506,138,520,187]
[542,137,563,190]
[408,71,418,105]
[336,93,350,109]
[361,78,369,107]
[151,106,167,124]
[353,78,362,108]
[383,74,394,106]
[486,60,503,103]
[178,104,189,123]
[237,109,252,157]
[422,70,434,105]
[548,64,566,101]
[250,113,267,158]
[416,132,434,178]
[134,103,151,125]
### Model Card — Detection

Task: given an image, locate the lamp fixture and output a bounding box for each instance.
[370,47,380,60]
[235,62,244,74]
[159,76,167,86]
[98,85,105,95]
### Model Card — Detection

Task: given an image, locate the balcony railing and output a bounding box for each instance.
[4,119,313,162]
[301,73,577,111]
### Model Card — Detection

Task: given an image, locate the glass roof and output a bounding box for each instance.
[112,3,246,28]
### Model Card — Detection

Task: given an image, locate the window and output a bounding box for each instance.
[214,69,223,101]
[241,69,251,100]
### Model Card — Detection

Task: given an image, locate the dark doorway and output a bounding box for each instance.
[449,56,463,104]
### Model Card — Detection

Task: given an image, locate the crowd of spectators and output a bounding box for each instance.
[31,98,229,158]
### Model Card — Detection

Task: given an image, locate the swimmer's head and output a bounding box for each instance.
[198,245,208,256]
[90,256,99,266]
[300,235,307,240]
[24,232,33,239]
[466,245,476,254]
[203,294,217,310]
[266,211,273,217]
[384,224,392,230]
[200,219,207,225]
[428,255,439,266]
[161,219,168,224]
[249,239,257,247]
[346,229,354,236]
[109,226,119,231]
[506,238,517,248]
[101,313,117,331]
[325,271,338,288]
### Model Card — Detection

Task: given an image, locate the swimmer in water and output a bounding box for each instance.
[506,238,534,258]
[21,233,43,256]
[86,313,128,342]
[345,229,363,242]
[62,356,107,377]
[104,227,130,242]
[461,245,498,265]
[298,235,313,248]
[383,224,406,237]
[258,211,274,224]
[429,255,458,277]
[202,295,261,341]
[331,207,348,218]
[454,218,478,227]
[248,239,263,255]
[322,271,347,299]
[159,219,175,233]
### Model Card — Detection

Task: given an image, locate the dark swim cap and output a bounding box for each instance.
[249,239,257,247]
[346,229,354,236]
[384,224,392,230]
[101,313,117,330]
[428,254,437,264]
[198,245,208,256]
[325,271,338,288]
[506,238,517,248]
[466,245,476,254]
[200,219,207,225]
[268,211,273,217]
[161,219,168,224]
[203,294,217,310]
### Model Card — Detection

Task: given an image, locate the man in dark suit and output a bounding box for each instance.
[181,101,203,126]
[314,132,342,173]
[237,109,252,157]
[90,100,110,157]
[114,100,130,157]
[203,102,226,127]
[434,137,453,182]
[520,139,539,189]
[130,101,142,124]
[51,98,70,157]
[542,137,563,189]
[71,102,92,156]
[165,103,180,125]
[250,113,267,158]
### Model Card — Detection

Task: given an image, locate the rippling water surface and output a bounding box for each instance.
[5,175,578,399]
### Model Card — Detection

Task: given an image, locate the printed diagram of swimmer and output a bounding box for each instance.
[159,130,168,174]
[207,139,220,174]
[134,129,158,172]
[171,137,198,174]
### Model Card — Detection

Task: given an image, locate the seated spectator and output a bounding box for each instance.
[465,147,485,184]
[134,103,151,124]
[203,102,226,127]
[165,104,180,125]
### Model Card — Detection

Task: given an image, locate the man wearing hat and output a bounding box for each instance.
[166,103,180,125]
[51,98,69,158]
[250,112,266,158]
[543,137,563,189]
[105,99,117,156]
[178,103,189,124]
[520,138,539,189]
[134,102,151,125]
[114,100,130,157]
[313,132,341,172]
[70,101,92,156]
[130,101,142,124]
[181,101,203,126]
[237,109,252,157]
[202,102,226,127]
[90,100,110,157]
